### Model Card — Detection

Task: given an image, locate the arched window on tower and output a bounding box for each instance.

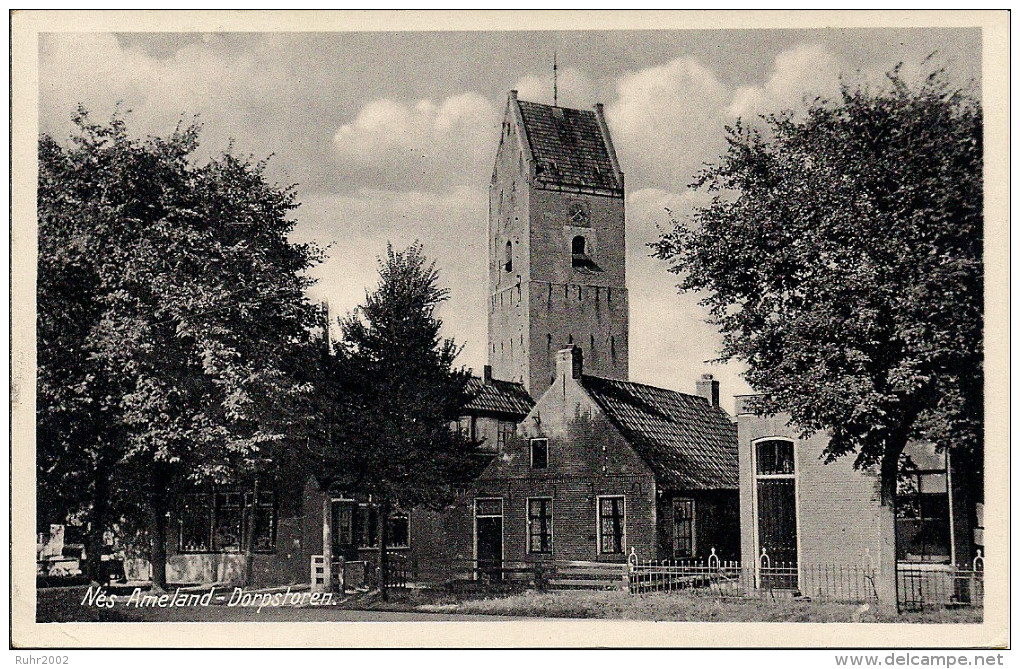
[505,240,513,273]
[571,235,597,270]
[571,235,586,268]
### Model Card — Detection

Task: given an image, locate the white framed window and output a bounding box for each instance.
[474,497,503,518]
[530,438,549,469]
[752,438,799,589]
[673,498,695,558]
[179,490,277,554]
[527,497,553,554]
[353,504,411,550]
[597,495,626,554]
[496,420,515,451]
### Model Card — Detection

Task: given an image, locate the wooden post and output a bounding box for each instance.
[322,496,332,592]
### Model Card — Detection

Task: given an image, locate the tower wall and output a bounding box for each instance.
[488,94,629,397]
[526,188,628,395]
[487,109,531,386]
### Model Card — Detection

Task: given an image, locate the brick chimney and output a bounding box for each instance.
[696,373,720,407]
[483,364,493,385]
[556,346,583,381]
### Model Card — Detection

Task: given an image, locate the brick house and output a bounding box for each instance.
[299,368,534,585]
[463,346,739,574]
[735,395,981,604]
[163,476,307,588]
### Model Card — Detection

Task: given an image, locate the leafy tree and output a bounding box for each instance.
[653,69,982,588]
[328,242,474,600]
[37,110,321,587]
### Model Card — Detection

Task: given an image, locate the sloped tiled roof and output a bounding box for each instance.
[463,376,535,418]
[580,376,739,490]
[516,100,622,192]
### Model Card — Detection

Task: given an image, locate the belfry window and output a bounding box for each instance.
[504,241,513,272]
[571,236,586,268]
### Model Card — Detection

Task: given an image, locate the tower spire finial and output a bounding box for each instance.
[553,50,558,107]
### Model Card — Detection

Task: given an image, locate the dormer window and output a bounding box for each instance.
[504,240,513,272]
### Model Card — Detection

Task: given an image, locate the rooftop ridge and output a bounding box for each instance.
[580,374,714,406]
[517,97,598,114]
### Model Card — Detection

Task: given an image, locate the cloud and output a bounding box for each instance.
[36,35,865,404]
[606,57,731,192]
[727,44,842,120]
[39,33,350,190]
[291,186,489,372]
[332,93,499,193]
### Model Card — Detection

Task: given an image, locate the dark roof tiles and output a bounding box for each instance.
[516,100,621,192]
[580,376,739,490]
[463,376,535,418]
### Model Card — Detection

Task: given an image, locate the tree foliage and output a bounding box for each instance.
[653,69,982,499]
[37,109,321,584]
[323,242,474,597]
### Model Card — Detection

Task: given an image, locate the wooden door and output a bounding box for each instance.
[476,516,503,580]
[331,501,357,560]
[757,478,798,588]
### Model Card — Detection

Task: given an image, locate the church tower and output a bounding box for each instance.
[488,90,629,398]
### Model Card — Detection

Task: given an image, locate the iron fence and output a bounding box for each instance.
[627,548,879,603]
[441,548,984,611]
[382,551,411,589]
[897,550,984,611]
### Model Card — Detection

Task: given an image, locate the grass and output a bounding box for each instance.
[418,589,984,623]
[36,583,983,624]
[342,586,462,611]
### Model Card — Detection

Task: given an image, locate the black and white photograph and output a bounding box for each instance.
[10,10,1009,651]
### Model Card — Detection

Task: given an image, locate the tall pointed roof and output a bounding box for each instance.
[512,95,624,193]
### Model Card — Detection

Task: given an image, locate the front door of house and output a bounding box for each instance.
[474,498,503,580]
[756,477,798,588]
[331,500,357,560]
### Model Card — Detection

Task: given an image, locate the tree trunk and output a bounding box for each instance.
[85,448,113,583]
[378,502,389,602]
[243,479,258,589]
[148,467,170,590]
[876,434,908,611]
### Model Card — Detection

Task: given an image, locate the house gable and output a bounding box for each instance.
[478,358,654,482]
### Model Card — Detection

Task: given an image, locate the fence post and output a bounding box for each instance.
[758,548,770,596]
[534,563,547,592]
[624,547,637,593]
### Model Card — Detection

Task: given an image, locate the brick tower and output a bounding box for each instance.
[487,90,629,398]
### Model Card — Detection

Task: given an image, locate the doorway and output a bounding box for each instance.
[754,439,799,589]
[330,500,357,560]
[474,498,503,580]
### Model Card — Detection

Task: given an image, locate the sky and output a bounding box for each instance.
[38,27,982,410]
